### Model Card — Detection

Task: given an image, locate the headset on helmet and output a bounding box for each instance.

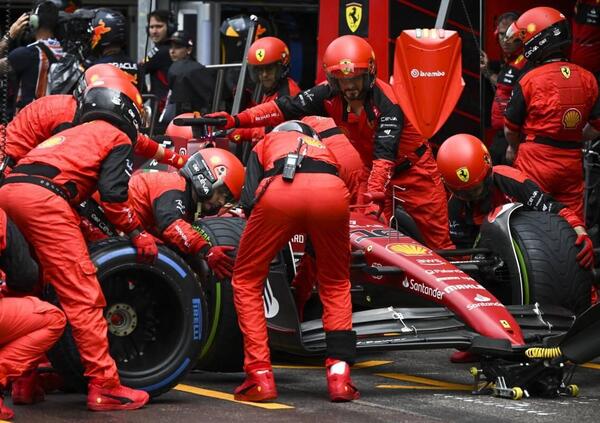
[73,63,136,101]
[180,148,245,204]
[322,35,376,94]
[247,36,291,85]
[147,9,177,39]
[29,1,59,31]
[436,134,492,197]
[504,7,571,63]
[91,8,127,53]
[272,120,320,140]
[75,79,143,143]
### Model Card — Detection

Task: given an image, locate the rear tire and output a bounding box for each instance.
[190,217,246,372]
[509,211,591,314]
[45,238,206,397]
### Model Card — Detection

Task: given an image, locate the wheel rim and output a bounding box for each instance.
[101,265,185,375]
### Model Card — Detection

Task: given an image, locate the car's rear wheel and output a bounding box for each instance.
[45,238,206,397]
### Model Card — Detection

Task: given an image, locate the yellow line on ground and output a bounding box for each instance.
[581,362,600,370]
[272,360,392,370]
[174,384,294,409]
[375,373,472,389]
[377,384,473,391]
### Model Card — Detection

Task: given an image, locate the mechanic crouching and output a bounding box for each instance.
[232,121,360,402]
[0,79,155,411]
[124,148,245,278]
[437,134,594,269]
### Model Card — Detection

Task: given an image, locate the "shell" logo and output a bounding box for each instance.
[562,108,582,129]
[38,136,65,149]
[387,243,431,256]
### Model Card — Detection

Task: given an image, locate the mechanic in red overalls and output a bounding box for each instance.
[438,133,594,364]
[228,36,301,145]
[0,79,155,412]
[437,133,594,267]
[232,121,359,403]
[571,0,600,75]
[1,64,187,173]
[480,12,530,164]
[125,149,245,279]
[207,35,453,250]
[0,208,67,421]
[504,7,600,221]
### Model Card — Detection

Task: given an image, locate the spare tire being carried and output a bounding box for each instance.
[45,237,207,398]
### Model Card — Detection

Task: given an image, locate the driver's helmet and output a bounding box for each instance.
[166,112,196,141]
[73,63,135,101]
[91,8,127,52]
[436,134,492,200]
[271,120,320,140]
[75,78,143,143]
[180,148,245,202]
[247,36,291,84]
[504,7,571,63]
[322,35,376,94]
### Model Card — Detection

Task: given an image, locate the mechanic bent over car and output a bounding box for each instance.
[503,7,600,221]
[206,35,454,250]
[125,148,245,278]
[0,78,154,412]
[232,121,359,402]
[1,64,187,174]
[437,133,594,270]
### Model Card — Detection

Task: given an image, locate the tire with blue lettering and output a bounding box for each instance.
[188,217,245,372]
[45,237,207,398]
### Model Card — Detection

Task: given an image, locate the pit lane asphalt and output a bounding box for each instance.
[7,349,600,423]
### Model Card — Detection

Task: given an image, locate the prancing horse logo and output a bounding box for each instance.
[345,2,362,33]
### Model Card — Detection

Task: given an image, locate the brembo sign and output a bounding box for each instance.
[410,68,446,78]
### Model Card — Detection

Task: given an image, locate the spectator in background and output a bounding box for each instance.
[140,10,174,113]
[0,1,63,111]
[88,8,139,88]
[159,31,213,128]
[480,11,528,165]
[571,0,600,75]
[0,12,29,120]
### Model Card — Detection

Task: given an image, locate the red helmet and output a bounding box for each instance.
[180,148,245,203]
[436,134,492,193]
[166,113,196,141]
[74,64,136,101]
[247,36,291,84]
[504,7,570,63]
[76,77,143,142]
[322,35,376,92]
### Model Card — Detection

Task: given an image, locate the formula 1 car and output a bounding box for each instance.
[45,28,599,400]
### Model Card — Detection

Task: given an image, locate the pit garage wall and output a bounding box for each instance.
[317,0,575,144]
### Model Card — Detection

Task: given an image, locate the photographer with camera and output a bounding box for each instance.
[0,1,63,111]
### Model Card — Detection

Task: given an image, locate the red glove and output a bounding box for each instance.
[162,148,188,169]
[130,230,158,264]
[205,111,237,129]
[206,245,236,279]
[575,233,595,269]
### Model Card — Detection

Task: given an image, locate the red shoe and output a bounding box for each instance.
[0,395,14,420]
[326,359,360,402]
[450,350,480,363]
[87,380,150,411]
[233,369,278,402]
[11,371,45,405]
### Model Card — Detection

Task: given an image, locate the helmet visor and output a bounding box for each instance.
[503,22,523,45]
[453,183,485,202]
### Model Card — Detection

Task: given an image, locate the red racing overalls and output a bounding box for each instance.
[231,79,453,249]
[234,130,355,372]
[0,120,144,384]
[505,61,600,220]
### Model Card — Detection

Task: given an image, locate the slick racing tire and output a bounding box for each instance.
[45,237,207,398]
[509,211,591,314]
[189,217,245,372]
